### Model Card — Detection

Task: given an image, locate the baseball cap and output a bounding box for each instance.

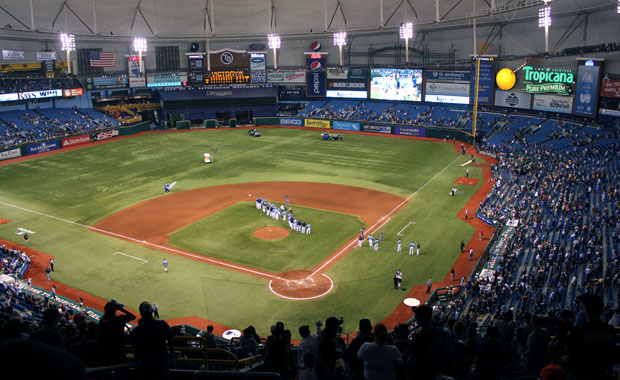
[540,365,567,380]
[325,316,343,328]
[411,304,432,321]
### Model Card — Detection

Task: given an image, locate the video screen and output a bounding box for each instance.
[370,68,423,101]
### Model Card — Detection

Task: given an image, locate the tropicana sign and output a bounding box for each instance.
[522,66,574,95]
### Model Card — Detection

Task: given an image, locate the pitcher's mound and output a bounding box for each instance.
[269,270,333,299]
[254,226,289,240]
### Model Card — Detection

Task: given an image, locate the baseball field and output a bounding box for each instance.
[0,127,485,335]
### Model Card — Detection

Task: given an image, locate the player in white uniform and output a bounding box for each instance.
[397,239,402,252]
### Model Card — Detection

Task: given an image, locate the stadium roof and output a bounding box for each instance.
[0,0,614,41]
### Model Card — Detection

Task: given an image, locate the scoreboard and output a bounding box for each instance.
[205,70,251,84]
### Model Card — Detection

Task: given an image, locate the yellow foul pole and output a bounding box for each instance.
[472,57,481,145]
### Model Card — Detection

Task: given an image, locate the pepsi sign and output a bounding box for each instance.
[310,41,321,52]
[306,57,326,97]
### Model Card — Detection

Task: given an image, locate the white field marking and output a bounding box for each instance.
[396,222,416,236]
[113,251,148,264]
[460,160,473,167]
[0,201,283,281]
[306,155,461,280]
[268,273,334,300]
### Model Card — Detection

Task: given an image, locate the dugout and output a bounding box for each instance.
[157,86,277,127]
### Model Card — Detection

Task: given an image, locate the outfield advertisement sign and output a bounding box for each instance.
[305,119,331,129]
[0,93,19,102]
[62,134,91,148]
[332,121,360,131]
[27,141,60,155]
[471,60,495,105]
[395,126,425,137]
[18,89,62,100]
[362,124,392,134]
[280,118,303,126]
[494,90,532,109]
[0,148,21,161]
[94,129,119,141]
[601,78,620,98]
[306,57,326,97]
[267,71,306,83]
[327,68,368,80]
[573,60,601,117]
[532,94,573,114]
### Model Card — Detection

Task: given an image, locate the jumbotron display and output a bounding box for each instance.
[370,68,423,101]
[205,70,250,84]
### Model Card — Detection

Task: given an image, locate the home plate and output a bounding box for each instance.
[403,298,420,307]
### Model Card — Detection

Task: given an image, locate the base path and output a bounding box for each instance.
[93,181,407,296]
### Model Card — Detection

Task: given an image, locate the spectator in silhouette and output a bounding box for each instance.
[97,300,136,365]
[344,318,374,380]
[524,315,551,375]
[317,317,345,380]
[29,308,65,350]
[298,325,318,369]
[407,304,451,380]
[264,323,291,378]
[357,323,403,380]
[237,327,259,358]
[199,325,217,348]
[129,301,173,380]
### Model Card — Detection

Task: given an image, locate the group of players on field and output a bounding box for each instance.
[255,197,311,234]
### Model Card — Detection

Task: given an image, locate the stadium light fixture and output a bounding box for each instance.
[538,2,551,53]
[617,0,619,13]
[133,37,147,75]
[60,33,75,74]
[399,22,414,64]
[267,33,281,69]
[333,31,347,66]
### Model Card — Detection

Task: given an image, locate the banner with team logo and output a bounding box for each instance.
[306,57,326,97]
[2,50,25,60]
[36,51,57,61]
[305,119,331,128]
[494,90,532,109]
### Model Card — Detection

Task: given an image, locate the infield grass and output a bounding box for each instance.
[0,128,481,335]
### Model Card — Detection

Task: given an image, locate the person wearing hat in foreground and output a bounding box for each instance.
[317,316,345,380]
[130,301,173,380]
[406,304,452,380]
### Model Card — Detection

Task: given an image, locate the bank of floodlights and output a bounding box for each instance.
[268,33,281,69]
[133,37,147,74]
[538,6,551,28]
[60,33,75,74]
[400,22,413,63]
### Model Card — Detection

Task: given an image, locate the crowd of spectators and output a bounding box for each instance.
[0,108,118,148]
[0,244,30,277]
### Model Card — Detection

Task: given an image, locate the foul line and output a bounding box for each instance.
[396,222,416,236]
[113,251,148,264]
[0,201,284,281]
[306,155,462,279]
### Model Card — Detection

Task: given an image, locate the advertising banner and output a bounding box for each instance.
[62,134,90,148]
[2,50,25,60]
[305,118,331,128]
[27,141,60,155]
[0,93,19,102]
[471,60,494,105]
[326,90,368,99]
[327,68,368,80]
[278,86,306,100]
[573,63,600,117]
[0,148,21,161]
[36,51,57,61]
[424,82,470,104]
[94,129,119,141]
[395,126,426,137]
[267,71,306,83]
[494,90,532,109]
[332,121,360,131]
[326,79,368,98]
[532,94,574,114]
[306,57,326,97]
[280,118,303,126]
[86,76,128,90]
[63,88,83,97]
[521,66,574,95]
[18,89,62,100]
[362,124,392,134]
[426,70,470,82]
[250,53,266,83]
[128,59,146,88]
[147,72,187,87]
[601,78,620,98]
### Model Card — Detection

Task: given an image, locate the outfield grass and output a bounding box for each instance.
[0,128,481,334]
[168,203,363,273]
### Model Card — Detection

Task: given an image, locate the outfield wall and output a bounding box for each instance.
[264,117,474,144]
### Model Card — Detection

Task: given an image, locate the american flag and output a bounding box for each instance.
[90,51,116,67]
